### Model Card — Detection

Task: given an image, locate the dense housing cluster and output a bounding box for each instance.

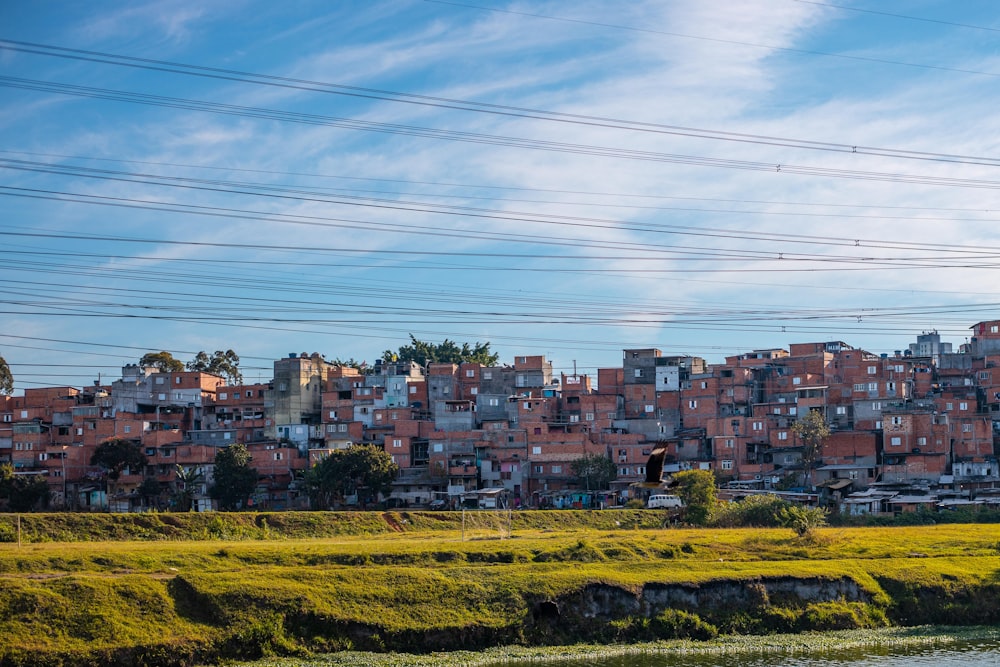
[5,321,1000,513]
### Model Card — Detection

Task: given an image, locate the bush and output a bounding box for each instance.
[711,494,792,528]
[649,609,718,640]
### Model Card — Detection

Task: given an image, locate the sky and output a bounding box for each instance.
[3,1,1000,392]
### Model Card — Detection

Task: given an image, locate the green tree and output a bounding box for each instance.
[0,354,12,395]
[90,438,147,498]
[792,409,831,487]
[777,504,828,537]
[570,453,617,491]
[187,349,243,384]
[0,463,51,512]
[173,465,204,512]
[331,358,375,375]
[382,334,500,367]
[140,351,184,373]
[304,444,398,510]
[672,469,717,525]
[210,443,258,511]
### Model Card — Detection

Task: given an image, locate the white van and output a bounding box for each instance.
[646,494,684,509]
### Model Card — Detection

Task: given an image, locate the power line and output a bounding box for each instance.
[4,40,1000,169]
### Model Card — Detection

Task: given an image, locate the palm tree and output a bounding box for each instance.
[173,465,204,512]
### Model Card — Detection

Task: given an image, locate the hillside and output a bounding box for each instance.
[3,512,1000,667]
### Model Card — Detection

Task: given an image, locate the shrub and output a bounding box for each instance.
[649,609,718,640]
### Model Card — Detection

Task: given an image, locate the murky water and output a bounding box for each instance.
[509,639,1000,666]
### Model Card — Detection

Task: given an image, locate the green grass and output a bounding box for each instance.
[4,515,1000,666]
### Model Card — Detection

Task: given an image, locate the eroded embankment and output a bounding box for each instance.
[5,569,1000,667]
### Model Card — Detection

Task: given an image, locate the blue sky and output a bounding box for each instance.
[3,1,1000,392]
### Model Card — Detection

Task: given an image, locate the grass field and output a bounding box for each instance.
[3,512,1000,666]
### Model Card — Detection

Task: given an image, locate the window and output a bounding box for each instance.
[688,400,698,409]
[532,446,542,455]
[891,416,902,426]
[853,384,866,392]
[962,423,973,432]
[470,387,478,395]
[433,443,444,452]
[701,381,708,389]
[773,408,781,415]
[76,427,83,436]
[793,377,801,385]
[887,382,896,392]
[158,393,166,401]
[483,371,492,380]
[868,366,877,375]
[981,371,991,381]
[123,425,131,433]
[586,412,594,421]
[726,388,734,397]
[778,431,788,440]
[466,369,475,378]
[329,411,337,419]
[534,465,544,474]
[960,402,968,411]
[176,377,181,384]
[219,393,228,400]
[868,382,878,392]
[721,460,733,470]
[619,467,629,476]
[645,404,654,413]
[489,398,499,406]
[871,402,882,410]
[849,470,859,480]
[2,414,9,423]
[409,385,417,394]
[890,436,901,446]
[393,439,402,448]
[273,452,283,461]
[875,420,882,429]
[634,369,643,378]
[338,424,348,432]
[992,325,999,334]
[569,414,580,423]
[946,402,953,411]
[724,439,734,448]
[551,465,562,474]
[752,421,763,431]
[789,407,797,416]
[20,410,28,419]
[917,437,927,446]
[155,376,164,385]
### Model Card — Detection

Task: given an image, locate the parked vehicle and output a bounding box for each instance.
[646,494,683,509]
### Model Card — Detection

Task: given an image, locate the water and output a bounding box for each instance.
[232,635,1000,667]
[514,640,1000,666]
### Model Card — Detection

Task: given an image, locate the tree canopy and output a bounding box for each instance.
[139,351,184,373]
[0,354,12,395]
[187,349,243,384]
[304,444,398,510]
[90,439,147,482]
[209,443,258,511]
[672,469,717,525]
[382,335,499,367]
[792,409,831,486]
[0,462,51,512]
[570,453,617,491]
